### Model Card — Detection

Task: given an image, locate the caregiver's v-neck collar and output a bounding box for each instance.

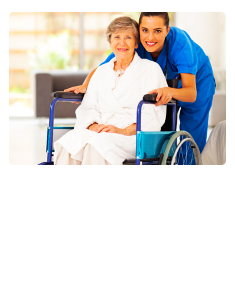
[144,40,167,70]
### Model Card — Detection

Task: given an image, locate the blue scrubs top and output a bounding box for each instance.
[100,26,216,154]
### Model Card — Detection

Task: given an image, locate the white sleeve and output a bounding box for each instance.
[74,69,102,130]
[152,62,168,89]
[141,104,167,131]
[141,63,167,131]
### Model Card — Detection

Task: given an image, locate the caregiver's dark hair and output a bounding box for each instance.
[139,12,170,28]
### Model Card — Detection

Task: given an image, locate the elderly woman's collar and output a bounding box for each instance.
[109,52,140,69]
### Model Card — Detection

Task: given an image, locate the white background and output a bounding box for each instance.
[2,1,235,290]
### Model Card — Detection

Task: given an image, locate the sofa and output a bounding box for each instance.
[31,70,90,118]
[208,90,226,127]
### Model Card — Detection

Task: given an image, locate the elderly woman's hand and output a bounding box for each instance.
[148,87,174,107]
[97,124,125,135]
[88,123,99,131]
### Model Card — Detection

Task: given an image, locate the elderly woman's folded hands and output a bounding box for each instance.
[88,123,124,134]
[88,123,137,136]
[96,124,125,134]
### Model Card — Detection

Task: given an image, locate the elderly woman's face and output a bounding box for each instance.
[110,29,138,62]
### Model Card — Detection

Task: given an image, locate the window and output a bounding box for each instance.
[9,12,175,117]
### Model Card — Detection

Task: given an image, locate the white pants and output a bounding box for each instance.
[55,144,111,165]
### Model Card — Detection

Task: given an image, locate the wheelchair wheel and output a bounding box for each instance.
[161,131,202,165]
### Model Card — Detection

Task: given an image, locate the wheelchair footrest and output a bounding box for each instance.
[38,161,54,165]
[140,157,160,162]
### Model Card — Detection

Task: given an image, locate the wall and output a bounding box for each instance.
[9,12,126,90]
[175,12,226,69]
[175,12,226,125]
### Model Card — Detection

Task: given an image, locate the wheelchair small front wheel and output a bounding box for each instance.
[161,131,202,165]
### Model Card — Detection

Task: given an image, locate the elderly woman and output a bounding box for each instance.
[54,17,167,165]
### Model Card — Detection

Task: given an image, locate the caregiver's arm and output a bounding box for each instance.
[149,73,197,106]
[97,123,136,136]
[64,68,98,94]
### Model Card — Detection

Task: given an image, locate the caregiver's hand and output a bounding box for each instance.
[64,84,87,94]
[97,124,124,135]
[148,87,173,107]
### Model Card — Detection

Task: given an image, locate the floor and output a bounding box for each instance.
[9,117,75,165]
[9,117,214,165]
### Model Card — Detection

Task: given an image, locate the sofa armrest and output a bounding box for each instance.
[31,70,90,118]
[51,70,89,92]
[31,71,53,118]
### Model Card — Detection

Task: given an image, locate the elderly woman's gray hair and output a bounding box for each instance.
[105,16,140,45]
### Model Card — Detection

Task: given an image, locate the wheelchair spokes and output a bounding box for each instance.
[175,137,197,165]
[161,131,202,165]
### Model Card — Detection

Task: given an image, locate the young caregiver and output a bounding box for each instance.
[65,12,216,163]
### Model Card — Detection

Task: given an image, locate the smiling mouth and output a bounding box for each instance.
[145,42,157,47]
[117,48,128,51]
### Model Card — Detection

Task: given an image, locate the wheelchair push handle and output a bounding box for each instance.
[53,91,85,99]
[143,73,181,102]
[143,93,158,102]
[143,94,176,104]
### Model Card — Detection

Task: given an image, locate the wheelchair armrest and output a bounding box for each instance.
[143,93,157,102]
[53,91,85,100]
[143,94,176,104]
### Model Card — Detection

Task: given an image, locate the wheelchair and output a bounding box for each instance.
[39,75,202,165]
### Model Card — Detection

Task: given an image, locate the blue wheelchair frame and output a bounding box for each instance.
[39,75,180,165]
[135,99,176,165]
[46,96,83,165]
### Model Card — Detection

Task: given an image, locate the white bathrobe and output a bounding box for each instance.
[54,52,167,165]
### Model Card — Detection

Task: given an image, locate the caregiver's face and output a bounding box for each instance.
[139,16,170,53]
[110,29,138,61]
